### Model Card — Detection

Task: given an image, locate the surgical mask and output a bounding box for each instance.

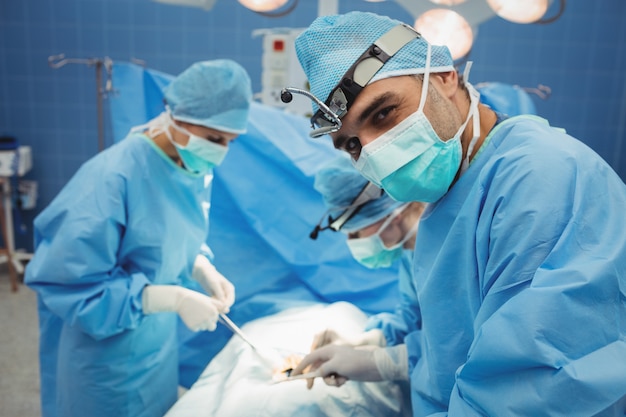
[354,45,481,203]
[166,112,229,174]
[347,205,417,269]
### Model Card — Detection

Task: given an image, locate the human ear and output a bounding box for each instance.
[431,71,459,100]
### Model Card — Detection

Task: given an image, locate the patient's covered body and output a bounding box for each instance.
[166,302,411,417]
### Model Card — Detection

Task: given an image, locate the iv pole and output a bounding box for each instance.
[47,54,114,152]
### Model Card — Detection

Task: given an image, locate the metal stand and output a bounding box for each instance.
[47,54,115,152]
[0,177,31,291]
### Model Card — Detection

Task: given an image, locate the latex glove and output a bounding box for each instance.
[311,328,386,350]
[191,255,235,313]
[374,344,409,381]
[142,285,223,332]
[291,345,382,389]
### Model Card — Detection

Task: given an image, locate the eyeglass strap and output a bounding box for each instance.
[328,182,382,231]
[309,181,383,239]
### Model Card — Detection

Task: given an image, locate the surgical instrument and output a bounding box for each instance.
[271,371,323,385]
[218,313,260,351]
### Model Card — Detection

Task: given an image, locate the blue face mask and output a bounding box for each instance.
[167,115,229,175]
[354,47,480,203]
[346,205,417,269]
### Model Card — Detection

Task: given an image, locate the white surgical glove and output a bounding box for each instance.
[191,255,235,313]
[291,345,381,389]
[310,328,386,350]
[142,285,222,332]
[291,344,408,389]
[373,344,408,381]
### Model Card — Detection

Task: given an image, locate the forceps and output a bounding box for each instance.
[218,314,291,370]
[218,313,260,351]
[271,371,322,384]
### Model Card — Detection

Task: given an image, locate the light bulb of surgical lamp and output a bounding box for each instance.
[428,0,468,5]
[486,0,548,24]
[238,0,288,12]
[415,9,474,60]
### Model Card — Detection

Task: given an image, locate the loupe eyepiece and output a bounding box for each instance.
[280,89,293,103]
[309,225,320,240]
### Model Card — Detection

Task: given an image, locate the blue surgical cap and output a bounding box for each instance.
[314,155,403,233]
[475,82,537,116]
[164,59,252,134]
[295,11,454,115]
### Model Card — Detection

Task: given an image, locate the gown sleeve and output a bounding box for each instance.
[25,169,150,341]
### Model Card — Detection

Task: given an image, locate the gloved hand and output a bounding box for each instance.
[191,255,235,313]
[142,285,223,332]
[291,344,409,389]
[291,345,382,389]
[310,328,386,350]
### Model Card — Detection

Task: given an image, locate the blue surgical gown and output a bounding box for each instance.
[365,250,421,346]
[405,115,626,416]
[25,133,212,417]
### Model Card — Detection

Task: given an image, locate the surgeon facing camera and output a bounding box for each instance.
[287,11,626,417]
[300,155,424,395]
[25,59,252,417]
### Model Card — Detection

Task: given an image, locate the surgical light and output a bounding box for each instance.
[152,0,216,10]
[414,9,474,60]
[238,0,288,12]
[486,0,549,24]
[428,0,468,5]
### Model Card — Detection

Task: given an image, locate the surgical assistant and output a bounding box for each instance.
[289,11,626,416]
[25,60,252,417]
[305,155,424,392]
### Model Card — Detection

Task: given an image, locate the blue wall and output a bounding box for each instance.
[1,0,625,252]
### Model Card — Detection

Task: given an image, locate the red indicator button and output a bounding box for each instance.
[273,39,285,52]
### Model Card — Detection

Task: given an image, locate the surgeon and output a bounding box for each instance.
[307,155,424,392]
[25,59,253,417]
[289,11,626,416]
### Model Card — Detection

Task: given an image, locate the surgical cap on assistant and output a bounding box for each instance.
[475,82,537,116]
[314,156,403,233]
[295,11,455,115]
[164,59,252,134]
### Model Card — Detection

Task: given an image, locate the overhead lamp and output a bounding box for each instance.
[414,9,474,60]
[428,0,468,5]
[152,0,216,10]
[238,0,289,12]
[486,0,549,24]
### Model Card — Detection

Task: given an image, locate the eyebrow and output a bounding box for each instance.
[358,92,396,124]
[332,91,397,150]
